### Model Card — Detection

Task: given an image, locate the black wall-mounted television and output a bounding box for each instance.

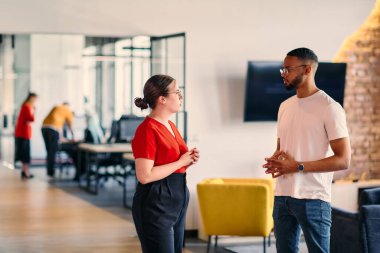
[243,61,346,121]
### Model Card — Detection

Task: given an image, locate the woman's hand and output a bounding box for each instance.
[185,147,200,168]
[179,151,195,167]
[190,147,200,165]
[179,147,200,167]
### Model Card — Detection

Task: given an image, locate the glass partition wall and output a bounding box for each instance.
[0,33,186,161]
[151,33,187,141]
[82,33,187,141]
[0,35,16,163]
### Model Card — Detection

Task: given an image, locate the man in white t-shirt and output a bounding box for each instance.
[263,48,351,253]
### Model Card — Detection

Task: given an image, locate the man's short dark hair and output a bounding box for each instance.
[287,48,318,63]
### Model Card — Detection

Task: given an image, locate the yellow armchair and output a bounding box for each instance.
[197,178,274,253]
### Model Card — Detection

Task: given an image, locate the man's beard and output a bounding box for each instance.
[285,74,303,91]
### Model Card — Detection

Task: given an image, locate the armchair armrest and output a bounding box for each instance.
[331,207,361,253]
[332,207,359,220]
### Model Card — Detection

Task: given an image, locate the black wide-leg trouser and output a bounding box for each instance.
[132,173,189,253]
[41,128,59,176]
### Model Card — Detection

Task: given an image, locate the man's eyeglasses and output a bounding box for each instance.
[167,89,182,97]
[280,64,307,76]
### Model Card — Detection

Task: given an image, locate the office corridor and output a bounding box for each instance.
[0,164,140,253]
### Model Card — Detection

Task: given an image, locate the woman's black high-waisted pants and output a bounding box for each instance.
[132,173,189,253]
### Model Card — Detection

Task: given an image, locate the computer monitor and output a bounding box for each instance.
[117,116,145,142]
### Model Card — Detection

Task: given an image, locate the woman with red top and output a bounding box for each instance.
[15,92,38,180]
[132,75,200,253]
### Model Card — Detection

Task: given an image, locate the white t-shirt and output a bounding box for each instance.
[275,90,349,202]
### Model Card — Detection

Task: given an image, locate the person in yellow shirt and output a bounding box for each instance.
[41,102,74,177]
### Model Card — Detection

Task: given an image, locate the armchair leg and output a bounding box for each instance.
[214,235,218,247]
[263,237,266,253]
[268,234,271,247]
[207,236,211,253]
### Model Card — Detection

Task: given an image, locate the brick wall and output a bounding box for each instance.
[334,0,380,179]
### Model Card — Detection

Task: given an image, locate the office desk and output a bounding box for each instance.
[122,153,135,161]
[78,143,133,201]
[79,143,132,153]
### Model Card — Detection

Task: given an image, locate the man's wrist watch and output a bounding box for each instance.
[297,163,305,172]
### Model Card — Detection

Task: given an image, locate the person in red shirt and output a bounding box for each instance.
[15,92,38,179]
[132,75,199,253]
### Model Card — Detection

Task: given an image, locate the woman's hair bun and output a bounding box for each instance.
[134,97,149,110]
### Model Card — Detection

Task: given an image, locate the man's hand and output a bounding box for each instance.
[263,151,299,178]
[270,150,282,160]
[262,150,282,178]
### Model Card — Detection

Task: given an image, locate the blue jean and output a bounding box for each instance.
[273,196,332,253]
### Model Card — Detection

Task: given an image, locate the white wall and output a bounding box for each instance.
[0,0,375,230]
[30,35,84,158]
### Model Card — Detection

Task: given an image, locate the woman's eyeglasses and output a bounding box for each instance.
[167,89,182,96]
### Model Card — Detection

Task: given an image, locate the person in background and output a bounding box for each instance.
[83,96,103,144]
[263,48,351,253]
[132,75,200,253]
[15,92,38,180]
[41,102,74,177]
